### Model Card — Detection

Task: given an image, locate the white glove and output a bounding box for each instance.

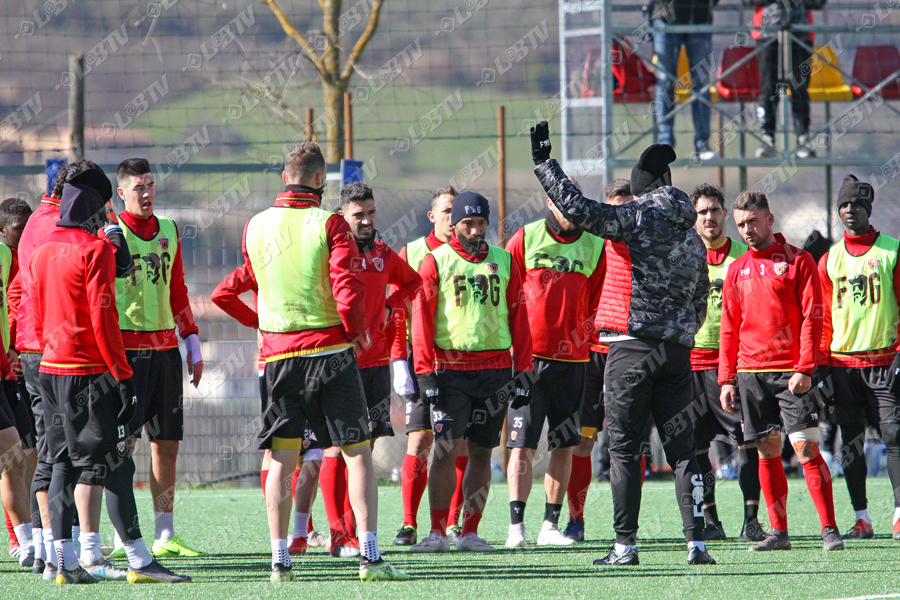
[184,333,203,365]
[391,359,415,396]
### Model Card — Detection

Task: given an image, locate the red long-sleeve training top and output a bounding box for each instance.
[818,226,900,368]
[214,191,366,360]
[7,248,20,353]
[412,233,533,374]
[389,231,445,361]
[505,224,605,362]
[353,240,421,369]
[31,227,132,380]
[718,233,823,385]
[109,211,199,350]
[16,196,62,354]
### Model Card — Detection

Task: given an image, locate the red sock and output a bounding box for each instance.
[342,463,357,539]
[448,456,468,526]
[307,514,314,534]
[291,468,301,503]
[641,454,646,487]
[430,509,450,534]
[759,456,789,531]
[319,456,346,541]
[567,454,592,523]
[802,454,837,529]
[461,510,482,537]
[260,470,268,500]
[5,508,15,541]
[401,454,429,528]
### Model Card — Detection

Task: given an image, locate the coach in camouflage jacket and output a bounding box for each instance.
[533,153,709,349]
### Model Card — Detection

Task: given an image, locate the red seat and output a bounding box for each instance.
[851,45,900,100]
[611,42,655,103]
[716,46,760,102]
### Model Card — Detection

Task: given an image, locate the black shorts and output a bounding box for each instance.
[257,371,323,456]
[691,369,744,449]
[738,371,820,442]
[360,365,394,440]
[404,368,433,434]
[20,353,47,461]
[0,382,15,432]
[431,368,509,448]
[832,365,896,428]
[40,371,130,469]
[13,376,35,449]
[508,358,583,450]
[127,348,184,441]
[579,350,607,438]
[260,349,370,450]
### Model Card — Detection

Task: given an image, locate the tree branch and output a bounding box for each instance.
[258,0,328,77]
[339,0,384,82]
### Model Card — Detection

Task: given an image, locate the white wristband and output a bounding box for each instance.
[391,359,415,396]
[184,334,203,365]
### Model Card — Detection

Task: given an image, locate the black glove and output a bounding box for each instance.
[889,352,900,397]
[418,372,442,409]
[813,365,834,407]
[530,120,552,165]
[117,378,137,426]
[508,371,532,410]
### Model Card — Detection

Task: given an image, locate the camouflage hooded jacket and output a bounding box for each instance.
[535,159,709,348]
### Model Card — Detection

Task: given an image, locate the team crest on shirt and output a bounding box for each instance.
[486,263,498,274]
[159,238,169,250]
[867,258,881,271]
[373,257,384,271]
[774,262,788,275]
[434,424,443,433]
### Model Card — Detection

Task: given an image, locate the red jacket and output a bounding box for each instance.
[7,248,20,353]
[412,233,533,374]
[389,231,445,361]
[354,240,421,369]
[104,211,199,351]
[718,233,823,384]
[506,223,605,362]
[15,196,62,353]
[31,227,132,380]
[818,226,900,368]
[215,190,366,360]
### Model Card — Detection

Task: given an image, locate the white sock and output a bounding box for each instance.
[79,532,102,565]
[360,531,380,562]
[894,506,900,522]
[293,512,310,539]
[271,539,291,569]
[154,511,175,542]
[855,509,871,524]
[72,525,80,556]
[33,528,44,561]
[123,538,153,570]
[13,523,33,555]
[688,540,706,552]
[57,538,78,570]
[45,538,54,564]
[614,542,636,554]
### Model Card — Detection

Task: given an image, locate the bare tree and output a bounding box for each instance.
[259,0,383,162]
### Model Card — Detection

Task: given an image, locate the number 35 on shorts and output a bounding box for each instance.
[512,416,524,429]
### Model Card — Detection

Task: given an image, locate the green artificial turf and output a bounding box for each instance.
[2,476,899,599]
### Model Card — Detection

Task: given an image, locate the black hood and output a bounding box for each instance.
[57,183,107,232]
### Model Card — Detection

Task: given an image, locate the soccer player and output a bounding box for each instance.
[318,182,421,556]
[504,192,605,548]
[391,187,470,546]
[687,183,763,542]
[16,161,135,579]
[0,197,36,562]
[564,179,631,542]
[531,121,715,566]
[31,167,188,583]
[112,158,205,558]
[409,191,533,553]
[214,142,408,582]
[818,175,900,540]
[719,190,843,552]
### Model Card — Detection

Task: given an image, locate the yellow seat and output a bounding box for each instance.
[673,46,719,103]
[807,46,853,101]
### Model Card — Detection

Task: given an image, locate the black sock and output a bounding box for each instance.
[841,424,868,512]
[510,501,526,525]
[744,502,759,523]
[737,446,761,504]
[544,503,562,525]
[703,503,719,526]
[104,454,143,542]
